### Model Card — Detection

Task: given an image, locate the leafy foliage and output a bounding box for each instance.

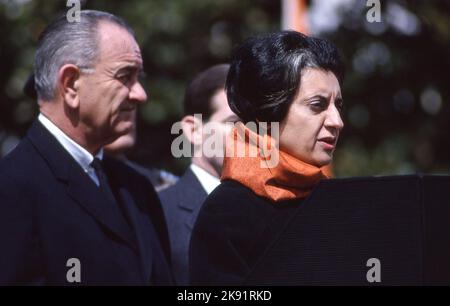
[0,0,448,175]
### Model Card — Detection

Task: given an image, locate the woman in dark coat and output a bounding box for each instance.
[189,30,345,285]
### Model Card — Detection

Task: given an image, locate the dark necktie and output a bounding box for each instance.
[90,158,135,245]
[90,157,118,206]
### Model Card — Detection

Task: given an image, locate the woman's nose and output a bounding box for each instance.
[324,104,344,131]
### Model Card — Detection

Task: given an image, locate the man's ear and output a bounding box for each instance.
[181,115,203,145]
[58,64,81,109]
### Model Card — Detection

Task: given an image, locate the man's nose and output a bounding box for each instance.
[129,81,147,104]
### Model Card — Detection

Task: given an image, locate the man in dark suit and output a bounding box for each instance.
[0,10,172,285]
[159,64,240,285]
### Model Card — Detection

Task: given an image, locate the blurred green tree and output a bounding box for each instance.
[0,0,448,176]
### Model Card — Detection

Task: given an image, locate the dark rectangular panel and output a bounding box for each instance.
[423,175,450,284]
[245,176,424,285]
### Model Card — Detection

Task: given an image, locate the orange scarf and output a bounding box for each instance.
[221,122,331,202]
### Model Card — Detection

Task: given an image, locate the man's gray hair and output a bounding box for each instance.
[34,10,135,101]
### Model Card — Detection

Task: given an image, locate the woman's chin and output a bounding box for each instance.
[311,152,334,168]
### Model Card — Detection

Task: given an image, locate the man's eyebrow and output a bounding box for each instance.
[115,64,143,74]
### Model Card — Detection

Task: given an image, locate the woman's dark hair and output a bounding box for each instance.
[226,31,344,123]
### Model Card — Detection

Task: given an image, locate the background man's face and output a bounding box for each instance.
[202,88,240,174]
[77,21,147,146]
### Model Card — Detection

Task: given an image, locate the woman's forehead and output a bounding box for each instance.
[299,68,341,97]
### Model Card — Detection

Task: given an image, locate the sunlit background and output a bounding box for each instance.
[1,0,449,176]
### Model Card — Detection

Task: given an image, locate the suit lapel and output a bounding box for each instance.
[104,160,153,280]
[27,120,137,250]
[65,161,138,251]
[177,169,208,230]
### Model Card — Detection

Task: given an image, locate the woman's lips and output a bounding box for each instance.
[317,137,336,150]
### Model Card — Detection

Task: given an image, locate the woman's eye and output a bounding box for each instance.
[310,100,326,111]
